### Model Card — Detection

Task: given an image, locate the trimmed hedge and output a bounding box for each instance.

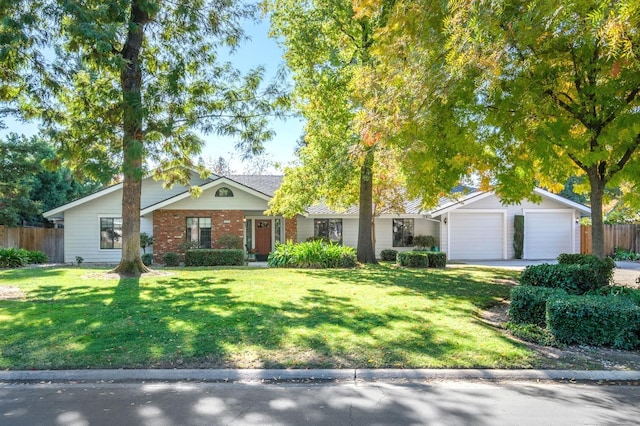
[427,252,447,268]
[185,249,244,266]
[546,295,640,349]
[556,253,615,287]
[520,263,606,295]
[397,251,429,267]
[141,253,154,266]
[162,252,180,267]
[509,286,567,326]
[380,249,398,262]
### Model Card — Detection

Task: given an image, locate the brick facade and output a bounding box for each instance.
[153,209,244,263]
[285,216,298,243]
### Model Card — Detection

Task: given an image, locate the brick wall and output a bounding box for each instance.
[153,209,244,263]
[285,216,298,243]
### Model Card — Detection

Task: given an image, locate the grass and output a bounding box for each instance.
[0,264,542,370]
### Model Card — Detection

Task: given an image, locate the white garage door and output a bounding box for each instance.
[525,211,573,259]
[449,212,504,260]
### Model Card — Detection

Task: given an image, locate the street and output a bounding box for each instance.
[2,380,640,425]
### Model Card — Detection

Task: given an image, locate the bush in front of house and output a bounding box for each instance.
[546,295,640,349]
[141,253,154,266]
[509,286,567,326]
[162,252,180,267]
[25,250,48,264]
[216,234,244,249]
[557,253,615,287]
[519,263,605,295]
[427,252,447,268]
[0,248,48,268]
[413,235,436,250]
[184,249,244,266]
[267,240,357,268]
[380,249,398,262]
[397,251,429,267]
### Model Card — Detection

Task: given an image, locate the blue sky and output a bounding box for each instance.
[2,16,302,174]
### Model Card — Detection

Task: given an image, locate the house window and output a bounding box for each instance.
[215,187,234,197]
[393,218,414,247]
[274,218,282,245]
[100,218,122,249]
[186,217,212,248]
[314,219,342,243]
[245,218,252,250]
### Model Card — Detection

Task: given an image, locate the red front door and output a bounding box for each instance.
[255,220,272,255]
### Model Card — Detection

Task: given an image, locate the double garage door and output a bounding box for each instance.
[448,210,574,260]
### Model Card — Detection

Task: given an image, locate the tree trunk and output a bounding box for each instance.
[112,0,150,275]
[588,169,607,259]
[357,147,378,264]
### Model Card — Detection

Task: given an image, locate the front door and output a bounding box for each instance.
[255,219,272,256]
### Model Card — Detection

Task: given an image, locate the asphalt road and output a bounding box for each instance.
[2,380,640,426]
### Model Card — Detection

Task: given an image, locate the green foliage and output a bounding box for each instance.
[25,250,48,264]
[267,241,357,269]
[75,256,84,265]
[614,247,640,261]
[513,215,524,259]
[184,249,244,267]
[509,286,567,326]
[141,253,154,266]
[556,253,615,288]
[178,240,202,252]
[216,234,243,250]
[546,295,640,349]
[380,249,398,262]
[413,235,436,249]
[427,252,447,268]
[505,323,557,347]
[397,251,429,268]
[0,248,29,268]
[139,233,153,254]
[520,263,605,295]
[162,252,180,267]
[586,285,640,306]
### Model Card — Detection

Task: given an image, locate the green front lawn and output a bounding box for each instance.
[0,264,540,369]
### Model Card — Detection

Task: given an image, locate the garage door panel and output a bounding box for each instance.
[525,212,572,259]
[450,212,503,260]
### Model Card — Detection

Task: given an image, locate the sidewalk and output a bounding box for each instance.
[2,368,640,383]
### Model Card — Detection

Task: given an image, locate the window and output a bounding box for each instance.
[274,218,282,245]
[245,218,252,250]
[215,187,233,197]
[393,218,414,247]
[100,218,122,249]
[186,217,212,248]
[314,219,342,243]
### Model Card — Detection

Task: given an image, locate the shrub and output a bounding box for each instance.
[546,295,640,349]
[267,240,357,268]
[216,234,243,249]
[184,249,244,266]
[513,215,524,259]
[520,263,605,295]
[427,251,447,268]
[397,251,429,268]
[614,247,640,261]
[25,250,48,264]
[0,248,29,268]
[556,253,615,287]
[505,323,556,347]
[380,249,398,262]
[413,235,436,249]
[509,286,567,326]
[141,253,154,266]
[75,256,84,265]
[586,285,640,305]
[162,252,180,267]
[140,232,153,254]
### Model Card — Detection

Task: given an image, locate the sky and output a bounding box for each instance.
[2,16,303,175]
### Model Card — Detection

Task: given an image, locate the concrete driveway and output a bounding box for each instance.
[449,259,640,286]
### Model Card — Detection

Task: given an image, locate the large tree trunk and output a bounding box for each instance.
[112,1,150,275]
[357,147,377,264]
[588,169,607,259]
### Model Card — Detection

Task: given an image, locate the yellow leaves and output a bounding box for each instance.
[569,123,587,138]
[352,0,382,19]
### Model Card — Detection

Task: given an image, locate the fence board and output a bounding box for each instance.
[581,224,640,256]
[0,226,64,263]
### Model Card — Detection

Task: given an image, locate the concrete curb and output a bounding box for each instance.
[2,369,640,383]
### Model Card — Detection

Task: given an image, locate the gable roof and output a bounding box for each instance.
[428,187,591,217]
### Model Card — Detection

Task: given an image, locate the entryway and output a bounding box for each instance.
[255,219,272,259]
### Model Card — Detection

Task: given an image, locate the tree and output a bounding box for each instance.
[265,0,399,263]
[5,1,287,274]
[362,0,640,258]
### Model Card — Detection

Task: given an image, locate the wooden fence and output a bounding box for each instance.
[581,224,640,256]
[0,226,64,263]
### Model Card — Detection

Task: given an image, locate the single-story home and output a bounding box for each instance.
[43,170,591,263]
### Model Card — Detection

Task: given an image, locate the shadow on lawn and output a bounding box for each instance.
[0,265,531,370]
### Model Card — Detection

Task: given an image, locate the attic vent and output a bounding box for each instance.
[215,187,234,197]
